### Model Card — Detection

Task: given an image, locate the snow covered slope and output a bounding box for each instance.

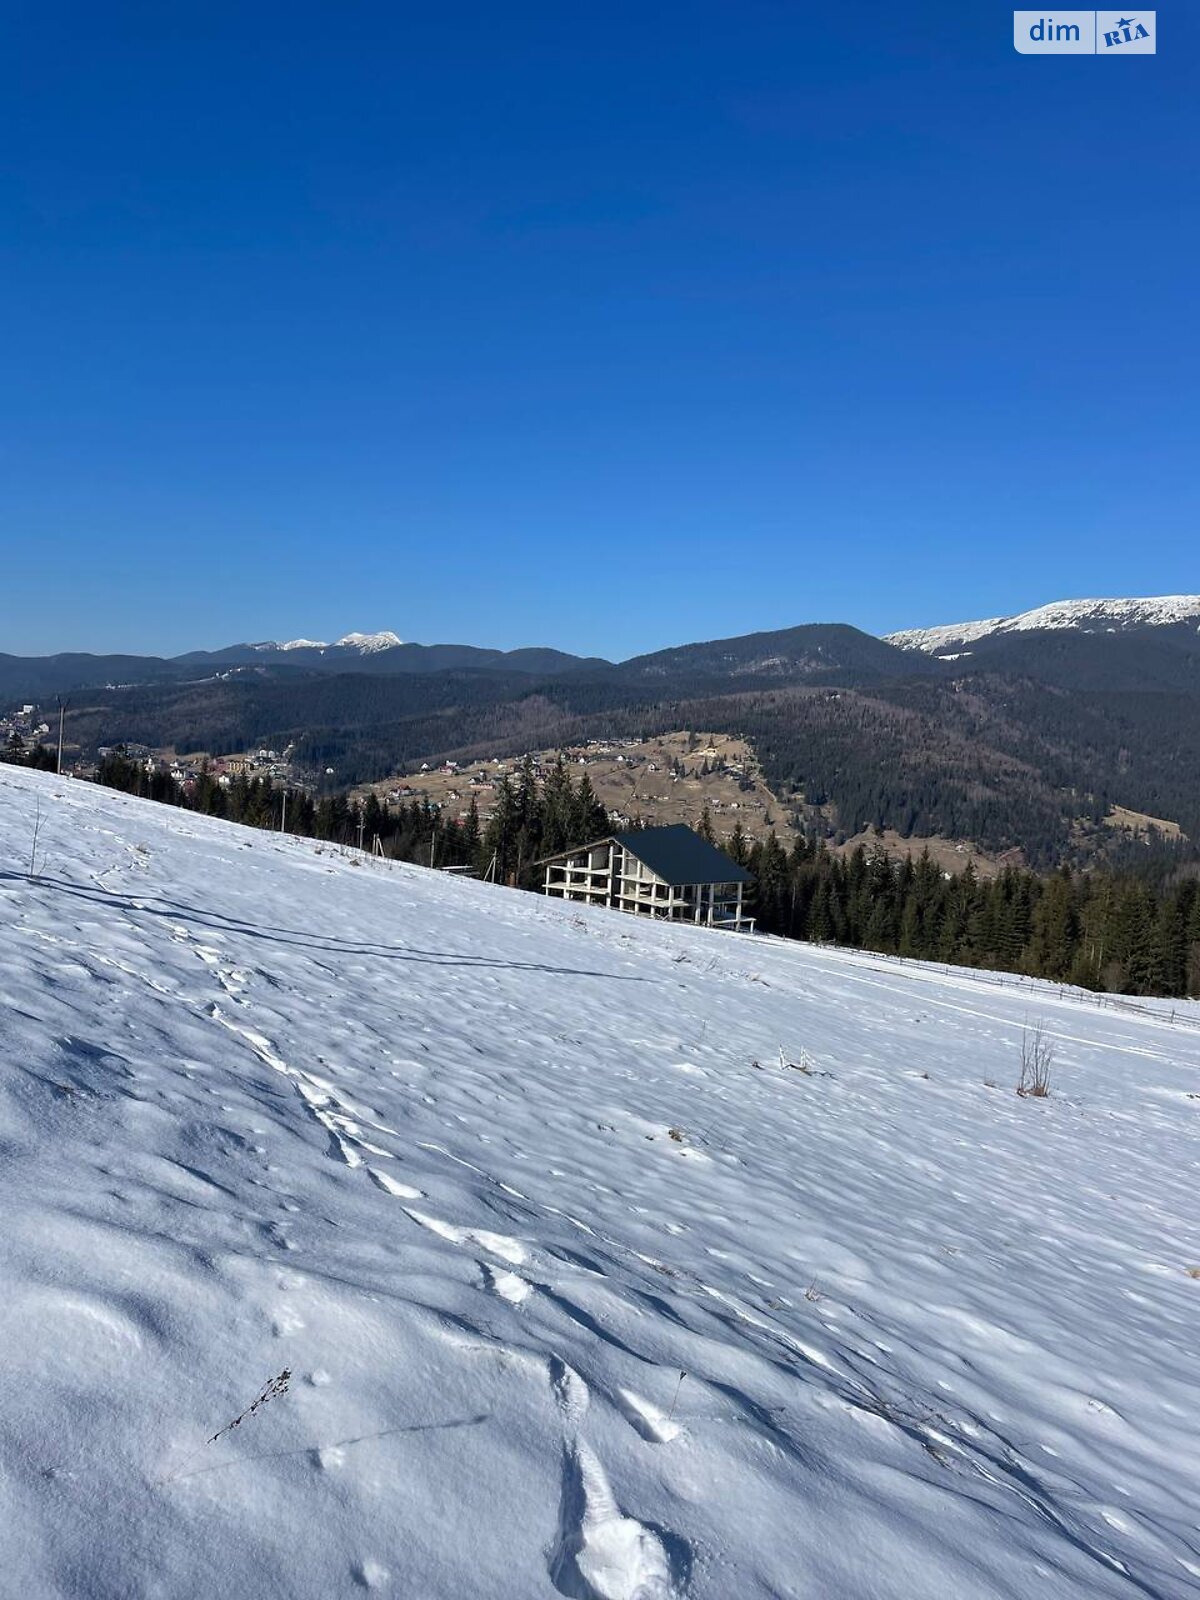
[2,765,1199,1600]
[887,595,1200,655]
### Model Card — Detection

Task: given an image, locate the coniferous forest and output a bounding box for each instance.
[734,828,1200,1000]
[8,743,1199,1000]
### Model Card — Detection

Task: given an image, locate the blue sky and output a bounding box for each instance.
[2,2,1195,659]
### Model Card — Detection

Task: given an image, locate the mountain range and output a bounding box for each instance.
[5,594,1199,699]
[0,632,607,699]
[5,595,1200,868]
[886,594,1200,654]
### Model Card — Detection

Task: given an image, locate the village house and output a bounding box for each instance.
[538,824,754,932]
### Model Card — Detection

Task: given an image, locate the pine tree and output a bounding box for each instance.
[1187,887,1200,998]
[462,796,482,865]
[363,792,385,846]
[540,759,574,856]
[571,773,608,845]
[483,775,519,883]
[754,832,790,933]
[810,878,834,942]
[1028,869,1076,981]
[1151,896,1187,997]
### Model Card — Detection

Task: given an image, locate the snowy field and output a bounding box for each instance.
[1,763,1199,1600]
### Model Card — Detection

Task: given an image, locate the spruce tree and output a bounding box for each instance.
[462,796,482,866]
[571,774,608,844]
[1028,869,1076,981]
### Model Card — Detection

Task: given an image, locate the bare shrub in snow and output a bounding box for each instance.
[779,1046,831,1078]
[1017,1025,1054,1098]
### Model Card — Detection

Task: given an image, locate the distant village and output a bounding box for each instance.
[2,701,303,800]
[359,731,790,843]
[0,704,51,751]
[92,743,301,797]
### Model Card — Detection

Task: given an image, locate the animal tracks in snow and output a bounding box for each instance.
[172,924,250,1007]
[208,1005,400,1172]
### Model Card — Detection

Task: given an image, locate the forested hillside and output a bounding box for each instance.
[39,745,1200,1000]
[11,616,1200,870]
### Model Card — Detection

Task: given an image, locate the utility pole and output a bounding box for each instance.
[357,809,366,852]
[56,697,69,775]
[429,832,436,869]
[279,789,287,833]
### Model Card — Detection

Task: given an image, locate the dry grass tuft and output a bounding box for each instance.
[208,1369,293,1444]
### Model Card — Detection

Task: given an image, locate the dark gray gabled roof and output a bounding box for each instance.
[613,824,752,887]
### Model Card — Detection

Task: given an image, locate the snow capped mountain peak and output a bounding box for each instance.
[333,630,404,653]
[887,595,1200,654]
[251,631,405,655]
[885,616,1009,654]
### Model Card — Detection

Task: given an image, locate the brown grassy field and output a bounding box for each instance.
[358,732,792,843]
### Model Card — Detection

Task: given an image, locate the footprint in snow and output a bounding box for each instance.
[481,1263,532,1306]
[368,1167,424,1200]
[548,1440,685,1600]
[404,1209,527,1265]
[549,1357,590,1428]
[351,1559,390,1589]
[614,1389,681,1445]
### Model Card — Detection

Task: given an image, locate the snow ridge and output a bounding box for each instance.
[887,594,1200,653]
